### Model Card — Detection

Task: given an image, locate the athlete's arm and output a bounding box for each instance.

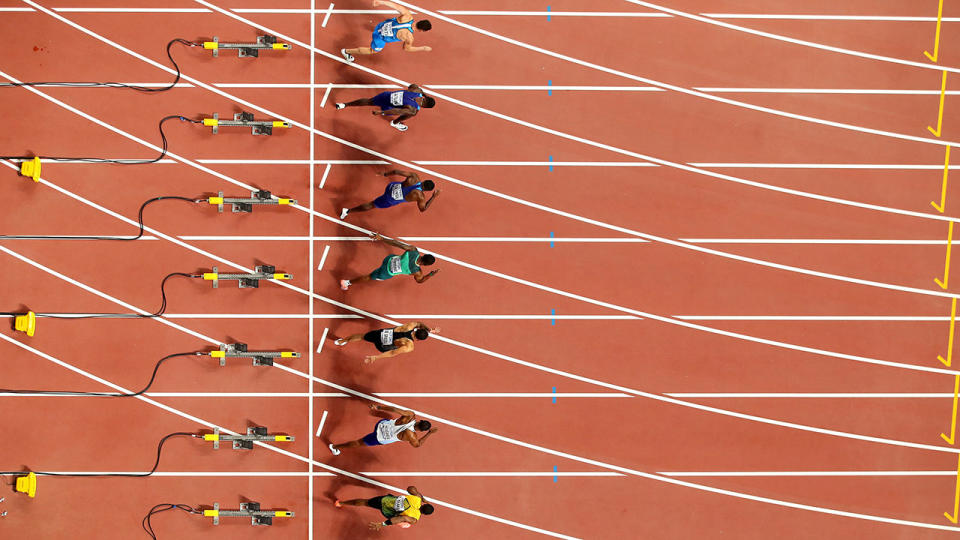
[371,403,415,421]
[407,486,425,501]
[412,269,439,283]
[407,84,423,93]
[370,515,417,530]
[418,190,440,212]
[372,0,411,19]
[364,341,414,364]
[373,106,417,117]
[412,427,438,447]
[401,39,432,53]
[370,232,413,251]
[383,169,418,182]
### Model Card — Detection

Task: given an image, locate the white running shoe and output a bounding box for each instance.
[340,208,349,219]
[328,443,341,456]
[340,49,355,63]
[339,279,351,291]
[334,103,345,110]
[390,120,409,132]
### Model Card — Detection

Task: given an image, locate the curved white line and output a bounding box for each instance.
[630,1,960,74]
[389,0,958,149]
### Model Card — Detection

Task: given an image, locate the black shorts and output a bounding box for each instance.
[366,496,385,510]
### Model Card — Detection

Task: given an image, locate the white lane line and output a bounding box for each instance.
[174,1,960,231]
[78,314,954,322]
[315,410,329,437]
[317,163,332,188]
[660,470,956,477]
[701,14,960,22]
[0,334,576,540]
[7,239,960,534]
[316,327,329,354]
[320,2,334,27]
[308,4,316,536]
[273,365,960,532]
[19,18,958,305]
[319,83,332,107]
[630,1,960,75]
[393,0,959,148]
[0,392,631,398]
[54,7,210,12]
[4,233,955,454]
[667,393,954,398]
[316,244,331,271]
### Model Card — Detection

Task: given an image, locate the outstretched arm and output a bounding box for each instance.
[370,403,415,422]
[412,269,439,283]
[407,486,426,501]
[372,106,418,117]
[369,515,417,530]
[410,427,438,447]
[372,0,411,18]
[417,190,440,212]
[369,232,413,251]
[364,342,414,364]
[383,169,418,181]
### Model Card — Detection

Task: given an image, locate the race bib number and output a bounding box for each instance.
[388,256,403,274]
[389,91,404,107]
[380,329,394,345]
[379,21,394,37]
[390,183,404,200]
[393,496,408,512]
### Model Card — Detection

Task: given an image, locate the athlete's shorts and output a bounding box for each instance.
[366,496,386,508]
[373,194,396,208]
[370,91,396,111]
[369,255,397,281]
[362,431,381,446]
[370,32,390,52]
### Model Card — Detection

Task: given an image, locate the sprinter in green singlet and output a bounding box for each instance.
[340,232,439,290]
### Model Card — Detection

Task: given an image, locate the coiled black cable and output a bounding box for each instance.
[0,39,199,92]
[142,503,201,539]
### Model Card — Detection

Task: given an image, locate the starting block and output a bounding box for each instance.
[203,265,292,289]
[204,501,294,526]
[203,426,294,450]
[203,35,290,58]
[207,190,296,213]
[202,112,290,135]
[209,342,300,367]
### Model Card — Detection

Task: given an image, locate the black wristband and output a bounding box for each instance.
[383,519,393,526]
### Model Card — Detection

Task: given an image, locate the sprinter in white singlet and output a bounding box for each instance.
[328,403,438,455]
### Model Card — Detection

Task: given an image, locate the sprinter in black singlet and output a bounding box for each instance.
[333,321,438,364]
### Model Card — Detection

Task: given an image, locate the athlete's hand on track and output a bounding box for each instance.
[369,521,384,531]
[423,46,432,52]
[431,327,441,334]
[370,403,380,411]
[370,232,382,241]
[364,356,377,364]
[372,110,381,115]
[428,427,438,433]
[372,0,384,7]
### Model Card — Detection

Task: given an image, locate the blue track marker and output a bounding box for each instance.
[552,386,557,403]
[553,465,558,482]
[547,79,552,96]
[549,231,555,248]
[547,6,551,22]
[551,309,556,325]
[548,155,553,172]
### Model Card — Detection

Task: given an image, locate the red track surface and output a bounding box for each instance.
[3,0,960,538]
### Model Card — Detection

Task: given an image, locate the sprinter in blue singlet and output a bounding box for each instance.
[335,83,436,131]
[340,0,433,62]
[340,169,440,219]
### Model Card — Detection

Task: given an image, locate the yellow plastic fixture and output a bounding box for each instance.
[19,157,41,182]
[207,196,224,205]
[203,509,219,517]
[202,273,219,281]
[202,41,218,49]
[274,435,293,442]
[274,511,293,517]
[14,311,36,337]
[203,433,220,441]
[15,472,37,498]
[271,43,290,50]
[202,118,219,127]
[271,121,290,128]
[273,273,291,280]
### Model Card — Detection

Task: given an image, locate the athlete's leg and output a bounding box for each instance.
[348,201,376,213]
[334,332,365,346]
[330,437,366,451]
[338,498,372,507]
[345,47,377,56]
[342,98,375,108]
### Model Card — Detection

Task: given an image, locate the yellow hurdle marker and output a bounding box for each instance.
[936,221,955,290]
[947,454,960,523]
[929,70,948,137]
[940,298,958,367]
[943,375,960,444]
[924,0,945,62]
[932,145,952,213]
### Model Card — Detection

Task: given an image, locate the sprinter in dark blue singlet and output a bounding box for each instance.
[340,0,432,62]
[340,169,440,219]
[335,84,435,132]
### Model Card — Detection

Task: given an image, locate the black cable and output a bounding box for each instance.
[0,195,202,240]
[142,503,201,540]
[0,39,199,92]
[0,431,199,479]
[0,351,203,397]
[0,114,202,166]
[0,271,200,319]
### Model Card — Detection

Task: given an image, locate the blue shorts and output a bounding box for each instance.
[374,182,405,209]
[362,431,381,446]
[370,91,395,111]
[370,20,399,52]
